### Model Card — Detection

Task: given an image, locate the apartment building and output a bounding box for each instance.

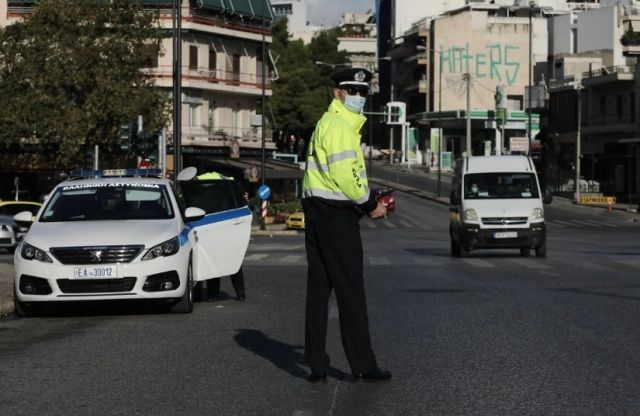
[0,0,291,199]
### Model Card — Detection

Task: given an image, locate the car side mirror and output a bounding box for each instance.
[13,211,34,228]
[543,188,553,204]
[184,207,206,221]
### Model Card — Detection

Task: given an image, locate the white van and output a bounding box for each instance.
[449,155,552,258]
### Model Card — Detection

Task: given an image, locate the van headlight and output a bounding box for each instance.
[142,236,180,260]
[530,208,544,220]
[463,209,478,221]
[21,242,53,263]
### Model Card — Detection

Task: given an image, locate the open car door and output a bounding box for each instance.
[180,179,252,281]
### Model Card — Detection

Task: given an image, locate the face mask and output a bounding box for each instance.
[343,95,366,113]
[471,186,479,193]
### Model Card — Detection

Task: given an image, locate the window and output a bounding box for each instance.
[617,94,624,120]
[209,49,217,71]
[599,96,606,117]
[232,54,241,84]
[189,104,200,127]
[189,45,198,70]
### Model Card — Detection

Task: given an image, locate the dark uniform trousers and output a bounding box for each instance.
[302,198,376,375]
[207,267,245,298]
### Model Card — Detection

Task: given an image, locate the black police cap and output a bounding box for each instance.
[330,67,372,87]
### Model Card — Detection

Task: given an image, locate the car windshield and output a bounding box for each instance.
[40,182,174,222]
[464,173,539,199]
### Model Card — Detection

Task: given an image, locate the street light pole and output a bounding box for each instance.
[528,1,534,155]
[576,85,582,204]
[260,0,266,230]
[172,0,182,184]
[437,51,442,198]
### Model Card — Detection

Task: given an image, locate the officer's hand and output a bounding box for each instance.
[368,201,387,219]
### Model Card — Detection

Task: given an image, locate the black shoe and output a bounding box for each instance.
[236,293,246,301]
[307,373,327,383]
[354,367,392,382]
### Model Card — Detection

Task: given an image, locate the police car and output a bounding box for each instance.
[12,168,252,316]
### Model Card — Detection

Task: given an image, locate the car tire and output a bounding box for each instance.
[14,287,37,317]
[535,240,547,258]
[520,248,530,257]
[171,256,194,314]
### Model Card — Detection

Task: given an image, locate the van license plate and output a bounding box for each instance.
[494,232,517,239]
[73,266,117,279]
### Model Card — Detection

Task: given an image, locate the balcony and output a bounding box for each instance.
[581,65,635,87]
[582,114,637,134]
[143,65,272,95]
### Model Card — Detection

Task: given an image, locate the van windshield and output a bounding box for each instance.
[464,173,539,199]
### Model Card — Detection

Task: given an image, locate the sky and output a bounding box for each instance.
[307,0,375,27]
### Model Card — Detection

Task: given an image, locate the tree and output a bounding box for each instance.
[0,0,169,168]
[269,20,347,140]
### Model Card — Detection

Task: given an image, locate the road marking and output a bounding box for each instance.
[398,220,413,228]
[583,219,617,227]
[555,257,612,271]
[610,258,640,269]
[281,255,303,263]
[397,212,431,231]
[414,257,443,266]
[244,253,269,261]
[552,220,574,227]
[381,220,396,228]
[570,220,599,227]
[461,258,495,268]
[364,220,377,228]
[369,257,390,265]
[547,221,566,228]
[510,258,552,269]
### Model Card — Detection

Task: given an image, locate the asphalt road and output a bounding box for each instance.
[1,192,640,415]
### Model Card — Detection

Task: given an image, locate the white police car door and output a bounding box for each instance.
[180,180,252,281]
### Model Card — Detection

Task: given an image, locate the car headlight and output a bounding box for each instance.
[21,242,53,263]
[463,209,478,221]
[530,208,544,220]
[142,236,180,260]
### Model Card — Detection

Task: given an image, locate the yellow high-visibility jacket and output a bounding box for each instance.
[303,98,372,207]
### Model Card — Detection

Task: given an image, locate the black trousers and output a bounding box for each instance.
[302,198,377,375]
[204,267,245,298]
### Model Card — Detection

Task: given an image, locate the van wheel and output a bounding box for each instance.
[451,239,461,257]
[171,257,194,314]
[520,248,530,257]
[535,240,547,258]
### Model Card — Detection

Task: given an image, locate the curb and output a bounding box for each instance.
[0,262,14,317]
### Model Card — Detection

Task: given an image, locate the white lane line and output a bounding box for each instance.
[570,220,599,227]
[555,257,612,271]
[583,220,617,227]
[460,258,495,268]
[603,219,632,226]
[510,258,552,270]
[281,255,304,263]
[243,253,269,261]
[611,258,640,269]
[547,221,566,228]
[414,257,444,266]
[553,220,575,227]
[381,220,396,228]
[369,257,390,266]
[364,220,377,228]
[398,220,414,228]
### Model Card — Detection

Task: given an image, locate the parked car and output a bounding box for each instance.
[0,201,42,253]
[372,187,396,212]
[286,211,305,230]
[12,168,251,316]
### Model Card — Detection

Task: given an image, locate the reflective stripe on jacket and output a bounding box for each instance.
[302,98,370,204]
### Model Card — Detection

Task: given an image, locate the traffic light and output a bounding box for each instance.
[119,122,135,150]
[386,102,406,125]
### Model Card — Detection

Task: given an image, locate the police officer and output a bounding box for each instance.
[302,67,391,383]
[195,170,246,302]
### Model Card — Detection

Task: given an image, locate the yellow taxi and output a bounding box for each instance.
[286,211,305,230]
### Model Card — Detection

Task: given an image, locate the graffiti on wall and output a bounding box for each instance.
[439,43,521,86]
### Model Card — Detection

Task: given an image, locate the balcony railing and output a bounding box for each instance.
[582,65,635,80]
[143,65,272,89]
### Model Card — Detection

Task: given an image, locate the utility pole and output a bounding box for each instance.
[575,85,582,204]
[464,73,471,156]
[528,1,534,155]
[437,50,443,197]
[172,0,182,183]
[260,0,266,230]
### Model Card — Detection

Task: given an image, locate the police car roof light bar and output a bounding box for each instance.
[70,168,163,178]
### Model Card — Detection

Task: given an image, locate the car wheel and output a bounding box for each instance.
[520,248,530,257]
[171,256,194,314]
[13,287,38,317]
[535,240,547,258]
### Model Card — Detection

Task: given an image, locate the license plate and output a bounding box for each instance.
[494,231,517,239]
[73,266,117,279]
